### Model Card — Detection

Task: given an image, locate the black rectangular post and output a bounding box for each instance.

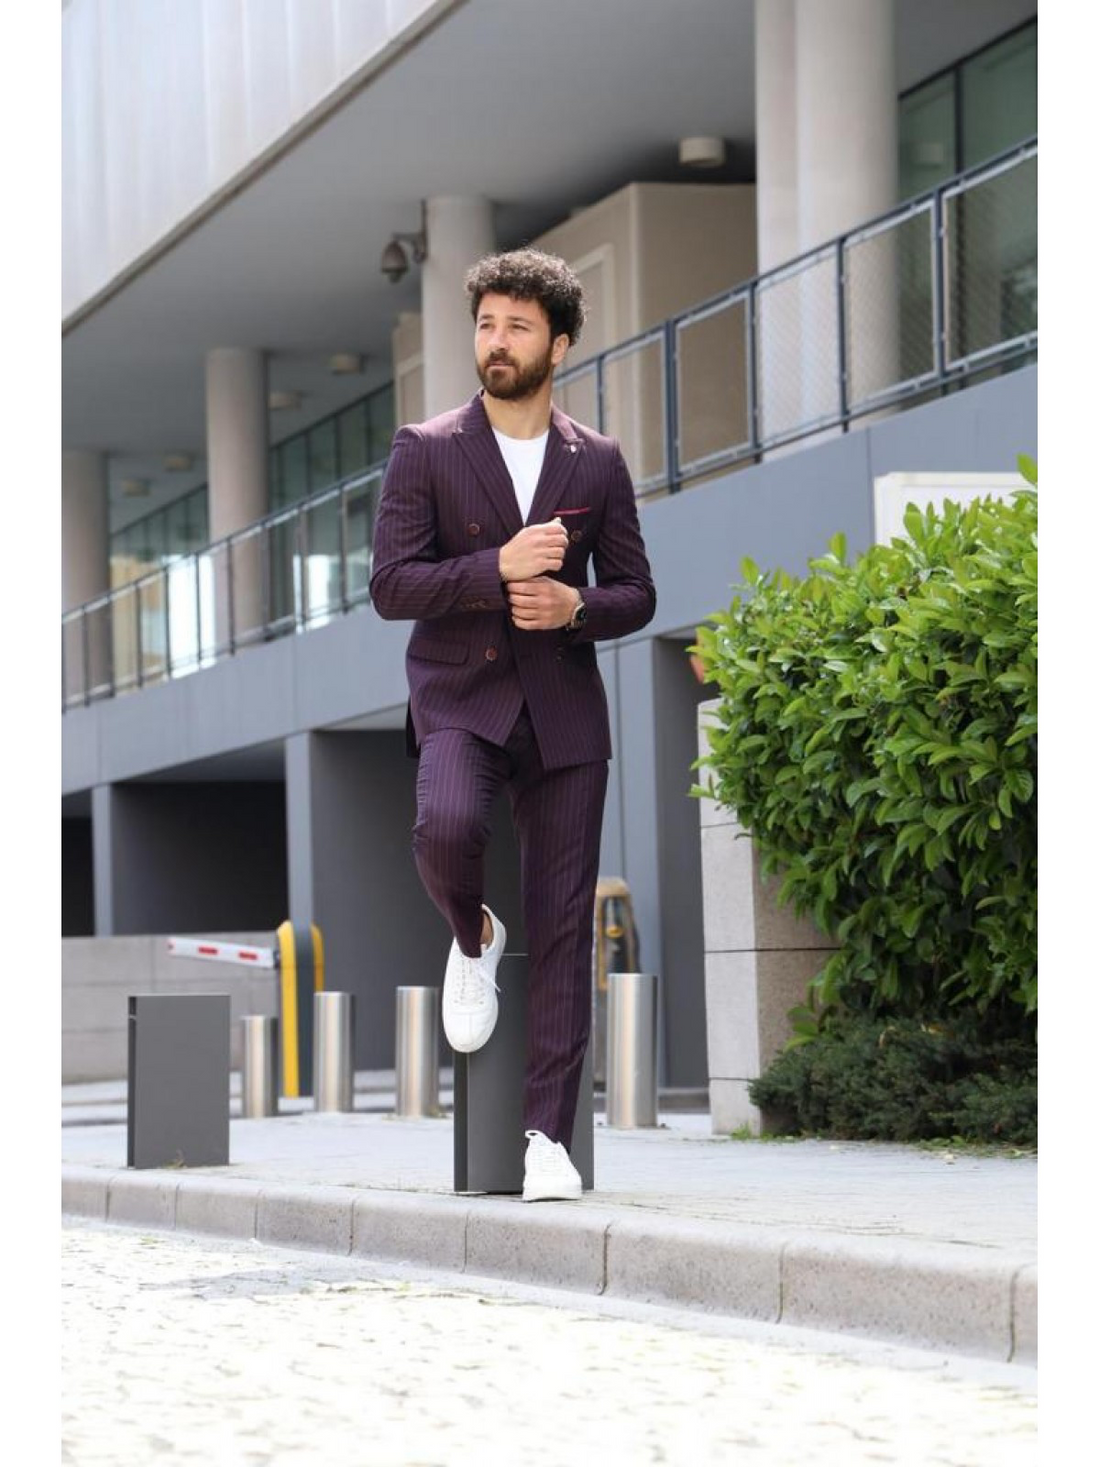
[453,953,595,1194]
[127,994,231,1169]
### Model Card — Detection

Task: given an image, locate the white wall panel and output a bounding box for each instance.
[62,0,446,318]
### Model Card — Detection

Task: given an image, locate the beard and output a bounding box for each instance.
[477,344,554,401]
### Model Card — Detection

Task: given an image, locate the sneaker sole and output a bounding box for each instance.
[521,1184,583,1203]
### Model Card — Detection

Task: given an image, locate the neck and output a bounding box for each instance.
[480,387,553,440]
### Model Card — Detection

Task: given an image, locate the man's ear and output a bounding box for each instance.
[551,333,570,367]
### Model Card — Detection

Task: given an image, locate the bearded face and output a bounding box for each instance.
[473,293,568,403]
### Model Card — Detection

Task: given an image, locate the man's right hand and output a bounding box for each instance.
[499,520,569,583]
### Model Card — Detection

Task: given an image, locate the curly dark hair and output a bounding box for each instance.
[465,248,586,347]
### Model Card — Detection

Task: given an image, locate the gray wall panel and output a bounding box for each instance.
[638,432,875,641]
[184,637,298,758]
[292,607,409,729]
[62,705,101,793]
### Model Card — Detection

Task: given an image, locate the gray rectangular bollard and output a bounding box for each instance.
[453,953,594,1194]
[127,994,231,1168]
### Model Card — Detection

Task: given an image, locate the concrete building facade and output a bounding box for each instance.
[62,1,1038,1111]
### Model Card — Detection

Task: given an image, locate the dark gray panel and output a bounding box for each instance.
[106,783,287,934]
[653,639,711,1088]
[92,784,115,935]
[127,994,230,1168]
[63,818,95,937]
[615,640,664,1081]
[454,955,594,1194]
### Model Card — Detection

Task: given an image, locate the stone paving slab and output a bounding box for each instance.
[61,1107,1036,1364]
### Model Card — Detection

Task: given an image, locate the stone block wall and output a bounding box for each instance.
[697,701,836,1133]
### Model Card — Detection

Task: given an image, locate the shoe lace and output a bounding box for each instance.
[456,953,498,1006]
[525,1130,573,1174]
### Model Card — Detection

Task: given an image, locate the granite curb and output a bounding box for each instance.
[61,1162,1036,1365]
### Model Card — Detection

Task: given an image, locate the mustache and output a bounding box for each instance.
[486,352,516,367]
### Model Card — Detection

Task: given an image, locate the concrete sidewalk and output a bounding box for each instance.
[61,1079,1036,1366]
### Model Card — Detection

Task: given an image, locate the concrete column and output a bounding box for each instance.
[62,450,110,611]
[62,450,112,702]
[795,0,897,252]
[753,0,802,447]
[795,0,898,423]
[754,0,799,273]
[421,196,495,419]
[205,347,269,644]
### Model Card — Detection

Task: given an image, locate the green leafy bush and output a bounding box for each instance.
[691,465,1037,1022]
[748,1012,1037,1147]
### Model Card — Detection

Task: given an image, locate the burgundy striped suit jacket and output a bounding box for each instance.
[370,392,656,769]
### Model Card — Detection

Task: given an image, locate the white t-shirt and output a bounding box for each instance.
[493,428,549,524]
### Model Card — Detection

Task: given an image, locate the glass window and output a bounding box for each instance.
[337,400,368,478]
[308,418,338,492]
[367,383,396,467]
[277,435,309,509]
[961,23,1037,170]
[899,72,956,201]
[164,496,191,560]
[188,489,209,550]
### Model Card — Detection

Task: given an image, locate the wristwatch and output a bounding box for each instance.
[565,594,588,632]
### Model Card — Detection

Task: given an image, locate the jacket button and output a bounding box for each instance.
[484,647,498,662]
[468,522,481,536]
[570,530,583,544]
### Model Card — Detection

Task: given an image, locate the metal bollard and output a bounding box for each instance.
[395,987,441,1117]
[241,1015,279,1118]
[606,972,659,1128]
[312,992,355,1112]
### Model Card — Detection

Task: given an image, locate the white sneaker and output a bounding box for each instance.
[442,905,506,1053]
[522,1129,582,1202]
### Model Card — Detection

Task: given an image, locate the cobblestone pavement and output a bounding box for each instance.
[62,1219,1036,1467]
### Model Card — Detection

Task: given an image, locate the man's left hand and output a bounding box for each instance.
[506,576,581,631]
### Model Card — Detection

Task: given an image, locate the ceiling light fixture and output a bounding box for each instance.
[269,390,302,412]
[381,202,429,284]
[679,135,726,168]
[121,478,150,498]
[162,453,194,472]
[329,353,364,375]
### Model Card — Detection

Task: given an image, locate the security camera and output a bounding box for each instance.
[381,239,409,284]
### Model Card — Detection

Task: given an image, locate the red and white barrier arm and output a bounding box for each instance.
[166,937,278,970]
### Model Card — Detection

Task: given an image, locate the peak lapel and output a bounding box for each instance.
[453,395,524,536]
[527,406,583,526]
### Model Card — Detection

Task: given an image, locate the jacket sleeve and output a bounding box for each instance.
[369,426,509,620]
[566,443,656,644]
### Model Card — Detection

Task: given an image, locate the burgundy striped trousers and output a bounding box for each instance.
[412,705,608,1147]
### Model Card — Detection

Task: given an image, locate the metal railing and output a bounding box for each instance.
[62,140,1036,712]
[557,137,1036,491]
[62,466,384,710]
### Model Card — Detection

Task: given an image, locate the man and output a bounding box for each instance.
[370,248,655,1201]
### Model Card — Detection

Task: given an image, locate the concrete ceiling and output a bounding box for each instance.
[61,0,1037,529]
